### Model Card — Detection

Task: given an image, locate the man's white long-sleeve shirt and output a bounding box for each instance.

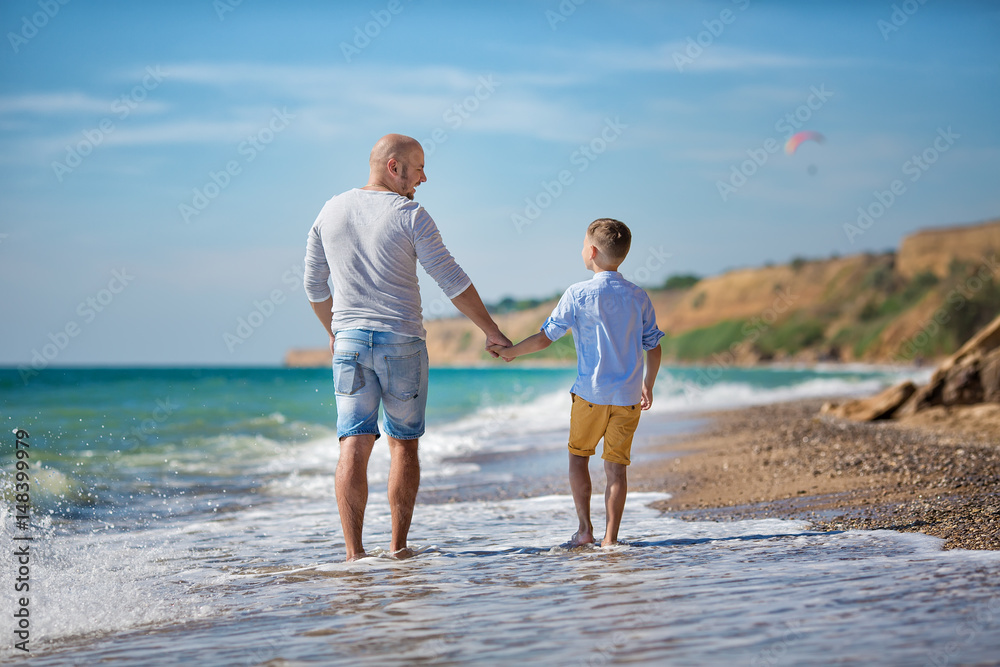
[304,188,471,339]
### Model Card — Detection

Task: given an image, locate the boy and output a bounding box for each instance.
[490,218,663,547]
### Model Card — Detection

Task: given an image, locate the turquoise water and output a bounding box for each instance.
[4,364,1000,665]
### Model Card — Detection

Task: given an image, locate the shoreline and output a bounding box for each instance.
[630,398,1000,551]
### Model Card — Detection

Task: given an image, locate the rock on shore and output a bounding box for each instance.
[821,313,1000,422]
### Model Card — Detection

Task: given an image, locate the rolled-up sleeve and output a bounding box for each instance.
[641,296,665,350]
[412,208,472,299]
[541,291,574,341]
[303,223,332,302]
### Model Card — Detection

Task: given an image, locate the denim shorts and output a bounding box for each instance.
[331,329,429,441]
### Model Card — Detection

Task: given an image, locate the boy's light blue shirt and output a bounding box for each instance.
[541,271,664,406]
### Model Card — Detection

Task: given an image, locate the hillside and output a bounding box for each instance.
[285,218,1000,367]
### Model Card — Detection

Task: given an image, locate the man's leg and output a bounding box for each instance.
[336,434,376,561]
[603,460,628,547]
[387,436,420,556]
[568,452,594,546]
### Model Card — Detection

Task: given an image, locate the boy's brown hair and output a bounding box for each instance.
[587,218,632,262]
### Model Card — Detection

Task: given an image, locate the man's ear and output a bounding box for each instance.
[386,157,399,176]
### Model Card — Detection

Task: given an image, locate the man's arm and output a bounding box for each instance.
[641,344,662,410]
[488,332,552,361]
[450,284,512,356]
[310,297,336,356]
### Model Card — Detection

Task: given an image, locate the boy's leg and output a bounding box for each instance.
[568,452,594,546]
[602,460,628,546]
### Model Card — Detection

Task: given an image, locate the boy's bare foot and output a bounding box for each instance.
[600,538,618,548]
[345,551,368,562]
[566,531,595,547]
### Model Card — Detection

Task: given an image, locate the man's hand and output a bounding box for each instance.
[328,334,336,357]
[485,331,512,358]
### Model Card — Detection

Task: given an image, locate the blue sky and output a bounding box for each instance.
[2,0,998,367]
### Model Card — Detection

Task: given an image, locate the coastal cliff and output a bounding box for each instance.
[286,217,1000,367]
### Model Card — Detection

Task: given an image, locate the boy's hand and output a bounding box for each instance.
[640,384,653,410]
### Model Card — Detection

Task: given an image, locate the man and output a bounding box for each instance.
[304,133,511,561]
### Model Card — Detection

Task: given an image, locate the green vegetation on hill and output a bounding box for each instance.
[756,312,826,357]
[831,265,942,358]
[488,292,562,314]
[660,320,745,360]
[890,259,1000,361]
[656,251,1000,363]
[661,273,701,290]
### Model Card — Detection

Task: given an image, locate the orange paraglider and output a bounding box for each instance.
[785,131,825,155]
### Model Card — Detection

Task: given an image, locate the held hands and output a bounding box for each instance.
[488,343,517,362]
[485,331,513,360]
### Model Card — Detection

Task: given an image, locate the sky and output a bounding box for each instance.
[1,0,998,367]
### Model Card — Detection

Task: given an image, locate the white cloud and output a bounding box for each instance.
[0,92,116,115]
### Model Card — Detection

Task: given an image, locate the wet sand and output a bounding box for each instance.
[423,397,999,551]
[633,399,1000,551]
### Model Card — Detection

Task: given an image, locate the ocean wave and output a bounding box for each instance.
[650,375,893,413]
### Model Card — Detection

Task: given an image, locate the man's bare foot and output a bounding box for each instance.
[391,547,416,560]
[566,531,595,548]
[345,551,368,562]
[600,538,618,548]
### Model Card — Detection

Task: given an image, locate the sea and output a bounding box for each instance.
[2,364,999,666]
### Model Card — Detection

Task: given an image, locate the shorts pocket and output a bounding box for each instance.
[384,351,422,401]
[333,352,365,396]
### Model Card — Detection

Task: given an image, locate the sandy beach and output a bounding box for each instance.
[633,398,1000,551]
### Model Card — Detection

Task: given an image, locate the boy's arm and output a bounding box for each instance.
[641,344,662,410]
[488,332,552,361]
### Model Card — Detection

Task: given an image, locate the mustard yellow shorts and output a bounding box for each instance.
[568,393,641,466]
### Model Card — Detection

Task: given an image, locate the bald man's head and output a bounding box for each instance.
[367,134,426,200]
[369,134,422,172]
